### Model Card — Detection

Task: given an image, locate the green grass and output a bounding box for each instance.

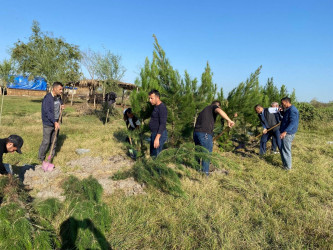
[0,96,332,249]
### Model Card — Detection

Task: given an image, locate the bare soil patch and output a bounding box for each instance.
[21,155,145,201]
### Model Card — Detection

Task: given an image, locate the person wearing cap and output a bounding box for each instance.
[38,82,64,162]
[0,135,24,176]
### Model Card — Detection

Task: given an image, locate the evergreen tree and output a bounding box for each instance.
[226,66,263,134]
[263,77,280,106]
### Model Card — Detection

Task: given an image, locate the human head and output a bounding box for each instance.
[254,104,264,114]
[6,135,24,154]
[281,97,292,109]
[271,102,279,108]
[211,100,221,107]
[148,89,161,106]
[125,108,134,118]
[52,82,63,96]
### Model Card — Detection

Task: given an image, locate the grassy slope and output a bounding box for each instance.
[1,96,332,249]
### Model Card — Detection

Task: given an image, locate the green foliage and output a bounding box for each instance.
[60,176,112,249]
[95,49,125,99]
[133,158,185,196]
[111,170,133,180]
[226,66,263,134]
[63,175,103,203]
[133,143,226,196]
[34,198,62,221]
[0,203,33,249]
[10,20,82,85]
[0,59,14,86]
[296,102,317,124]
[130,36,218,145]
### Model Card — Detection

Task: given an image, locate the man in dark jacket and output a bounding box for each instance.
[255,104,282,155]
[279,97,299,170]
[0,135,24,176]
[148,89,167,157]
[194,101,235,175]
[38,82,64,161]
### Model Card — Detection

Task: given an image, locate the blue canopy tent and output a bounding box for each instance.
[7,75,47,91]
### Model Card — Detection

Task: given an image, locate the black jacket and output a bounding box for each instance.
[0,139,8,174]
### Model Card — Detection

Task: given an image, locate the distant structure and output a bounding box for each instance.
[6,75,47,97]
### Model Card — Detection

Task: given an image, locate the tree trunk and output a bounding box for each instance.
[0,87,4,125]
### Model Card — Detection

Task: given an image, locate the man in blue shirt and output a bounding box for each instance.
[38,82,64,162]
[279,97,299,170]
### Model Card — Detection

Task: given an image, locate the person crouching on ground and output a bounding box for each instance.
[194,100,235,176]
[148,89,168,157]
[123,108,140,131]
[38,82,64,162]
[0,135,24,176]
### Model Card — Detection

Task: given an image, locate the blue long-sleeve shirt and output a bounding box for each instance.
[149,102,167,134]
[41,93,62,126]
[280,105,299,134]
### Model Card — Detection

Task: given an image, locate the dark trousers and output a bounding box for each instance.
[150,130,168,157]
[260,129,281,155]
[193,132,213,175]
[38,125,59,161]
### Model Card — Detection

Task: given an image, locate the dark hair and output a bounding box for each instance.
[211,100,221,106]
[125,108,132,115]
[254,104,263,110]
[148,89,160,97]
[123,108,132,121]
[281,97,291,103]
[53,82,63,88]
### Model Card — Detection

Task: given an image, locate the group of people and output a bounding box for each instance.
[255,97,299,170]
[0,83,299,177]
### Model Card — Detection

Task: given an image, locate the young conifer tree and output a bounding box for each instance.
[226,66,263,135]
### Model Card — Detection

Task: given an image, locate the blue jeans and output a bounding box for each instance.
[281,134,295,170]
[150,130,168,157]
[193,132,213,175]
[260,129,281,155]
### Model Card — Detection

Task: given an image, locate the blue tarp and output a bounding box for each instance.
[7,75,47,91]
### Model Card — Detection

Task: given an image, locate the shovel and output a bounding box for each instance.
[42,108,63,172]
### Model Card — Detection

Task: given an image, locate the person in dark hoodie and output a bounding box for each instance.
[0,135,24,176]
[38,82,64,162]
[254,104,282,155]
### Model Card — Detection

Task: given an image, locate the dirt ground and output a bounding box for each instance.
[19,154,145,201]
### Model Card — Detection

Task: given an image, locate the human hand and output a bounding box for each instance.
[55,122,60,130]
[154,137,160,149]
[280,131,287,139]
[263,129,267,134]
[228,120,235,128]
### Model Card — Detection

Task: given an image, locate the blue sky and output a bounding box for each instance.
[1,0,332,102]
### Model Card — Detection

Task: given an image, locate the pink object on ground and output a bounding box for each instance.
[42,156,54,172]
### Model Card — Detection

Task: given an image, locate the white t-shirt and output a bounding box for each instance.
[128,118,141,128]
